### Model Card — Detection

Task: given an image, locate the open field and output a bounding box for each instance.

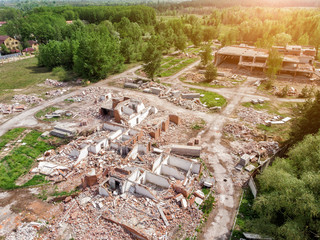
[0,57,56,102]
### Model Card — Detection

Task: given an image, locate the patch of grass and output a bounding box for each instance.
[200,194,215,216]
[190,88,227,108]
[35,106,58,119]
[35,106,71,122]
[0,130,54,190]
[202,187,210,196]
[23,175,48,187]
[0,57,56,102]
[159,57,198,77]
[52,189,79,197]
[191,119,206,130]
[257,123,291,142]
[0,128,26,151]
[38,189,48,201]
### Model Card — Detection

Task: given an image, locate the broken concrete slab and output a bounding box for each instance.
[171,145,201,157]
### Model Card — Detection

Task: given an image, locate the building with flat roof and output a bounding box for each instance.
[215,44,316,77]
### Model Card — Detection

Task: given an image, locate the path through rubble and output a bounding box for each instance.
[200,76,260,240]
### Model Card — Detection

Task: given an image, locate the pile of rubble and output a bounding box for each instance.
[6,221,47,240]
[230,140,279,156]
[125,82,208,112]
[45,79,68,87]
[223,123,259,141]
[13,94,44,104]
[28,94,212,239]
[0,103,25,114]
[46,88,70,97]
[184,72,204,82]
[237,106,273,125]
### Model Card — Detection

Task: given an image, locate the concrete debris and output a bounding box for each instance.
[6,221,47,240]
[126,81,208,112]
[13,94,44,104]
[0,103,26,114]
[45,78,68,87]
[237,106,273,125]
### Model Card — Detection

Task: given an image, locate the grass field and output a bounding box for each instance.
[190,88,227,108]
[0,127,26,151]
[0,57,55,102]
[0,129,54,189]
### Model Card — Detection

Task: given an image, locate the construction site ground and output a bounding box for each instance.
[0,54,311,239]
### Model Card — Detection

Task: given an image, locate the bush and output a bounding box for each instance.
[205,63,217,82]
[52,66,67,82]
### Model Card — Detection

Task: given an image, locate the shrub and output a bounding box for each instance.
[52,66,67,81]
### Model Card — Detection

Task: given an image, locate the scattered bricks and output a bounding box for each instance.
[169,115,181,125]
[194,190,205,199]
[189,196,196,206]
[174,193,184,202]
[161,118,169,132]
[187,140,194,146]
[172,182,190,198]
[64,196,72,203]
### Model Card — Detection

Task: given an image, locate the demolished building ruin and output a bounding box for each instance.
[215,44,316,77]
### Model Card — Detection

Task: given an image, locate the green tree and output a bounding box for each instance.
[205,63,217,82]
[0,43,10,55]
[73,25,123,80]
[297,33,309,46]
[273,32,292,46]
[249,131,320,240]
[200,44,213,66]
[142,37,162,80]
[289,91,320,144]
[267,48,283,79]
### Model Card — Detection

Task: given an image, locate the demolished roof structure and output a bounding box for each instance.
[215,44,316,77]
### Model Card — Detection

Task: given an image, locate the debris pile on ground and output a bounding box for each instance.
[46,88,70,97]
[6,221,47,240]
[237,106,273,125]
[13,94,44,104]
[0,103,26,114]
[27,94,211,239]
[223,123,259,140]
[184,72,204,82]
[45,79,68,87]
[134,82,208,112]
[230,140,279,156]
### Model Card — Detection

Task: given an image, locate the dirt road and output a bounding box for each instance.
[198,76,260,240]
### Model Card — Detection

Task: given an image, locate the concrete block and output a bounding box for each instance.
[181,93,200,100]
[124,83,139,89]
[194,190,205,199]
[181,198,188,209]
[150,87,162,95]
[171,145,201,157]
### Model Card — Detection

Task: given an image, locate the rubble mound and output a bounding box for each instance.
[237,106,273,125]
